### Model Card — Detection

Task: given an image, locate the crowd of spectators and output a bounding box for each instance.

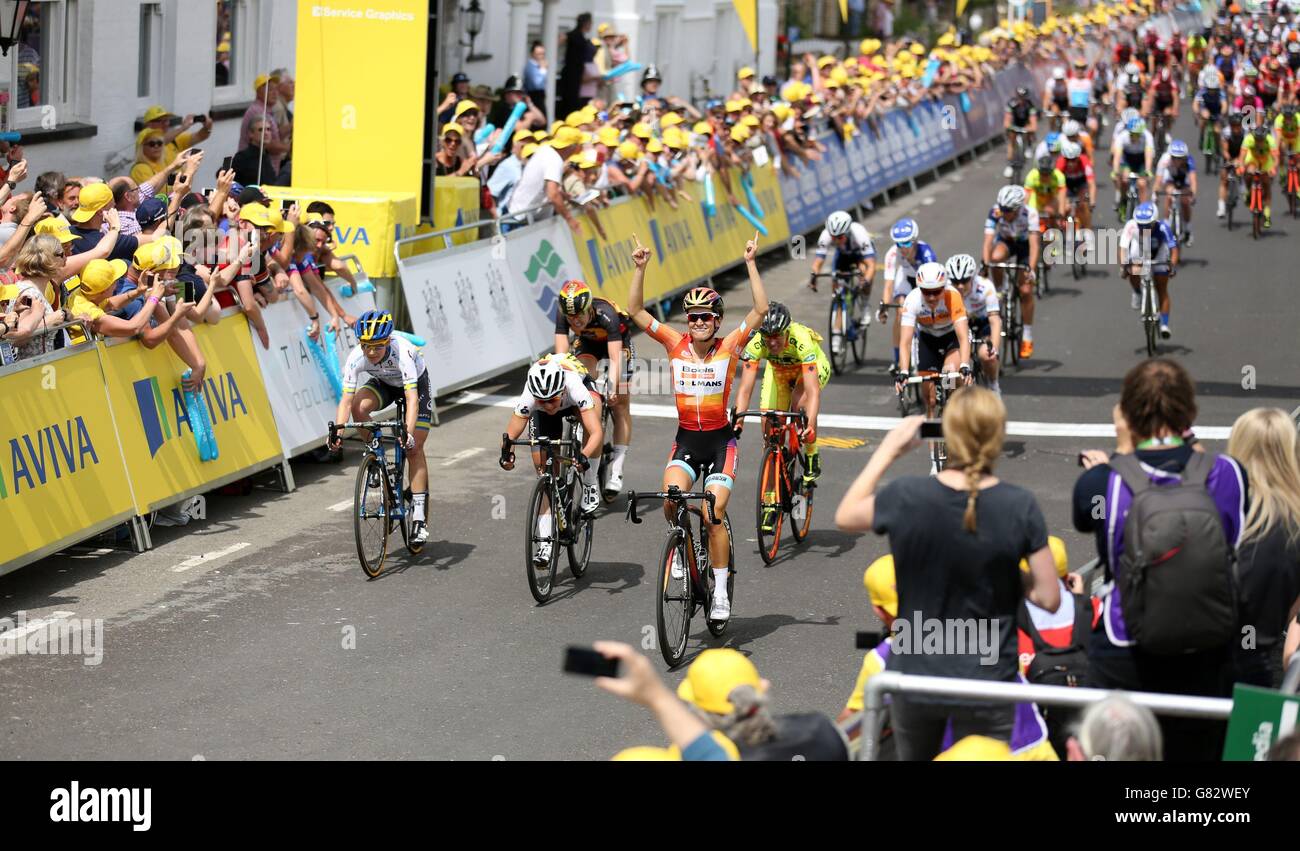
[431,5,1147,234]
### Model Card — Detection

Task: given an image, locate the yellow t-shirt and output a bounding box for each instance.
[1024,167,1066,208]
[63,290,105,345]
[1243,133,1279,168]
[740,322,828,373]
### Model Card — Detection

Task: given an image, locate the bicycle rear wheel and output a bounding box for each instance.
[828,297,849,375]
[525,476,559,603]
[850,287,870,365]
[756,446,785,564]
[354,454,391,579]
[598,405,619,504]
[566,498,594,579]
[706,515,735,637]
[656,530,692,667]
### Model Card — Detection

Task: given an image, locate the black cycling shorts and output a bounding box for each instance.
[359,370,434,432]
[917,330,961,373]
[666,425,739,490]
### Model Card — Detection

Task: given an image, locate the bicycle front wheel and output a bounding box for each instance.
[354,454,391,579]
[525,476,558,603]
[850,287,870,364]
[828,296,849,375]
[656,530,692,667]
[756,446,785,564]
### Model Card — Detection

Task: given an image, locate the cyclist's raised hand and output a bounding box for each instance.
[630,234,652,269]
[744,231,760,262]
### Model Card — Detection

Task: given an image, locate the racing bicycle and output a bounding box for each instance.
[814,270,870,374]
[897,371,965,474]
[984,260,1025,368]
[1007,127,1032,185]
[1224,163,1240,231]
[735,409,814,564]
[1247,169,1267,239]
[504,422,594,604]
[627,486,734,668]
[329,399,424,580]
[1284,151,1300,219]
[1131,259,1162,357]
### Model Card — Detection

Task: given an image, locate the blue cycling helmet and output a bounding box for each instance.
[890,217,919,244]
[1045,131,1062,151]
[356,310,394,343]
[1126,116,1145,133]
[1133,201,1158,226]
[1169,140,1189,158]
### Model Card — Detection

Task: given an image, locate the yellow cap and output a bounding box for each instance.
[864,555,898,617]
[521,142,540,159]
[910,42,926,55]
[662,127,687,149]
[740,114,760,128]
[33,215,76,244]
[253,72,279,92]
[454,99,480,119]
[550,120,566,135]
[692,120,713,135]
[935,735,1013,761]
[817,55,838,68]
[238,202,275,228]
[1020,535,1070,578]
[611,746,678,761]
[548,126,584,148]
[597,22,612,36]
[441,122,465,138]
[729,124,751,143]
[596,126,621,147]
[824,78,841,89]
[76,259,129,295]
[513,128,533,144]
[645,138,664,154]
[677,649,765,714]
[738,66,755,80]
[660,112,684,129]
[631,122,653,139]
[141,105,176,124]
[667,731,740,761]
[68,182,113,224]
[616,141,642,161]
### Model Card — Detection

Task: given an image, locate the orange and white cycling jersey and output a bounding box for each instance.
[646,318,751,431]
[900,286,968,336]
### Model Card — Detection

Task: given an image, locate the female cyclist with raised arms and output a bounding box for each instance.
[626,231,769,621]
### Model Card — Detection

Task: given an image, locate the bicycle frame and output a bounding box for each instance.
[330,403,410,522]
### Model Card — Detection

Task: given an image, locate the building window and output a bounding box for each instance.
[12,0,78,128]
[214,0,235,87]
[138,3,162,99]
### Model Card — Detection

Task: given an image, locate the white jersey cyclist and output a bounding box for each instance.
[884,242,939,297]
[1155,149,1196,184]
[1116,128,1156,168]
[815,222,876,263]
[960,275,1002,323]
[513,363,596,418]
[984,204,1041,242]
[343,333,428,395]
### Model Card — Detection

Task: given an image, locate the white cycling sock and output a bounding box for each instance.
[1023,325,1033,342]
[610,444,629,475]
[712,568,729,601]
[412,492,427,523]
[538,513,552,538]
[581,465,599,487]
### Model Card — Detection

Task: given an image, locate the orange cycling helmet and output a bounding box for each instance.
[557,279,593,315]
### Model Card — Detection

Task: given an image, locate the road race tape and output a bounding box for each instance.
[447,391,1232,440]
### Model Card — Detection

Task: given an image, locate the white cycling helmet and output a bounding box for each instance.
[826,210,853,237]
[1120,107,1140,126]
[916,261,948,290]
[1053,67,1067,80]
[1062,140,1082,159]
[1062,119,1081,136]
[944,253,978,282]
[997,184,1026,210]
[1125,61,1142,76]
[1199,66,1222,89]
[526,358,567,400]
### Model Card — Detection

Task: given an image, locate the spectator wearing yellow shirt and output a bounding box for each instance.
[141,105,213,168]
[63,259,175,342]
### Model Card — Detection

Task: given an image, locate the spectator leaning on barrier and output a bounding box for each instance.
[486,129,534,214]
[835,387,1061,761]
[63,258,183,342]
[1065,695,1164,761]
[509,125,583,234]
[1075,358,1246,762]
[1226,408,1300,689]
[2,235,72,360]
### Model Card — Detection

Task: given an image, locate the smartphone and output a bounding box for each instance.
[281,198,296,213]
[182,279,195,304]
[202,187,215,202]
[562,646,618,678]
[189,147,202,155]
[855,631,884,650]
[220,155,234,173]
[920,419,944,440]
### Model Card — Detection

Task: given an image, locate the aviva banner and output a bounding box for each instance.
[575,162,791,310]
[99,314,283,514]
[293,0,429,208]
[0,348,136,572]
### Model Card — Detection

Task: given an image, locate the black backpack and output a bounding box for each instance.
[1109,452,1238,656]
[1018,593,1093,688]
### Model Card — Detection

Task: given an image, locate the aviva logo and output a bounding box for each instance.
[132,372,248,457]
[0,417,99,499]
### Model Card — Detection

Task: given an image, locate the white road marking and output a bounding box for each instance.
[921,197,936,206]
[171,542,251,573]
[328,499,354,512]
[0,611,77,646]
[442,447,486,466]
[447,391,1232,439]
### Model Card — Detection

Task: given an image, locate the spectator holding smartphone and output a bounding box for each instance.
[835,387,1061,760]
[142,105,213,165]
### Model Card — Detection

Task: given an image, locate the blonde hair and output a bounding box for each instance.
[942,386,1006,533]
[15,234,65,282]
[1228,408,1300,547]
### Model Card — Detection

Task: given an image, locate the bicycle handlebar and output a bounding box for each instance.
[734,409,808,429]
[625,486,720,526]
[329,418,408,447]
[900,371,965,386]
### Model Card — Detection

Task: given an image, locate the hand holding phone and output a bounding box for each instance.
[220,155,234,173]
[562,646,619,678]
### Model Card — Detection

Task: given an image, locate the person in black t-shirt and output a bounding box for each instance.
[836,387,1061,761]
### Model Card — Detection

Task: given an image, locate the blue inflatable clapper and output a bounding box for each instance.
[305,327,343,402]
[474,122,495,145]
[394,331,427,348]
[491,101,528,154]
[920,58,941,89]
[735,203,769,236]
[604,61,643,81]
[740,170,764,218]
[181,369,218,462]
[960,92,972,113]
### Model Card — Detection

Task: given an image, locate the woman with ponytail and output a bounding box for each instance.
[835,386,1061,761]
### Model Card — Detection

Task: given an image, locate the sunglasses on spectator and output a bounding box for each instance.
[144,140,164,148]
[686,312,717,324]
[443,135,460,144]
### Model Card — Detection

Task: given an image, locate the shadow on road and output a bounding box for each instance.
[369,540,477,579]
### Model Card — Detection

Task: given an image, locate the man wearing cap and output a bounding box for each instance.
[68,184,164,264]
[215,201,291,348]
[509,125,584,233]
[438,72,472,124]
[241,74,290,178]
[143,105,214,167]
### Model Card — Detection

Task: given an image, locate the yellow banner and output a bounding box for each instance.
[260,186,418,278]
[293,0,429,208]
[733,0,758,52]
[0,348,136,568]
[99,315,283,514]
[574,162,791,310]
[430,176,482,249]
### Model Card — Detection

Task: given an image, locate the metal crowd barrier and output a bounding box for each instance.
[857,671,1234,761]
